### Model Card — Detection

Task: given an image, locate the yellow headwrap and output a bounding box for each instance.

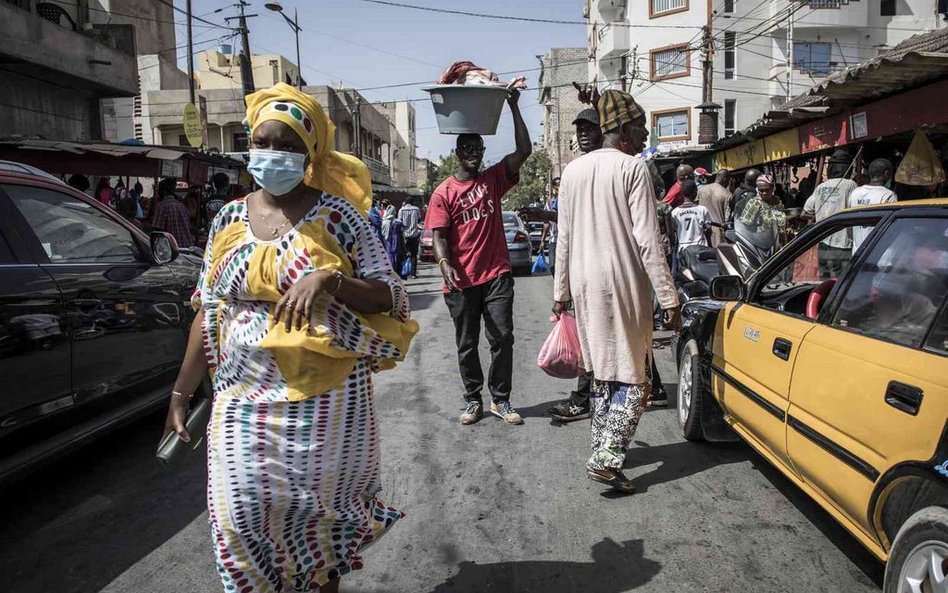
[244,82,373,217]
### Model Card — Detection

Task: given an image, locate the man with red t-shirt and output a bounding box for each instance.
[425,88,531,426]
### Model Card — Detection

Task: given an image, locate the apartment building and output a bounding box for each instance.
[538,47,588,176]
[586,0,943,149]
[0,0,148,140]
[378,101,419,190]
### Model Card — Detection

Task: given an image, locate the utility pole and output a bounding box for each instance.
[701,25,713,108]
[185,0,195,105]
[786,6,794,102]
[294,7,301,89]
[353,96,362,160]
[696,24,721,145]
[226,1,257,96]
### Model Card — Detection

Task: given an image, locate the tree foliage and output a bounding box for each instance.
[502,151,552,211]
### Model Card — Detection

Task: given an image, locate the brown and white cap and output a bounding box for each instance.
[597,89,645,134]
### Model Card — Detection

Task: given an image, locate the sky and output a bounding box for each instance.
[172,0,587,164]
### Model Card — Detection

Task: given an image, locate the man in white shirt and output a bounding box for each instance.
[397,197,422,278]
[671,180,712,255]
[849,158,897,251]
[804,150,857,279]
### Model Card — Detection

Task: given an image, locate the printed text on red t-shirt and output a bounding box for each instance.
[458,182,496,224]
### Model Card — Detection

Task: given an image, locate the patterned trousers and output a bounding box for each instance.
[587,365,652,471]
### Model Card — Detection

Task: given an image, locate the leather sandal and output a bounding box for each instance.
[586,467,636,493]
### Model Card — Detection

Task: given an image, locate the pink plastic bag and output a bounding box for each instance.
[537,312,584,379]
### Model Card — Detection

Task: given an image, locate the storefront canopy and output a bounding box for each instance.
[0,139,245,183]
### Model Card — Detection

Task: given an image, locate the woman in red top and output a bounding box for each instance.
[94,177,113,206]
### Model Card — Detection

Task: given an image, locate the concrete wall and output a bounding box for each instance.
[139,54,189,92]
[90,0,177,63]
[197,51,301,91]
[0,1,143,140]
[0,69,99,140]
[378,101,417,188]
[0,2,138,96]
[539,47,587,176]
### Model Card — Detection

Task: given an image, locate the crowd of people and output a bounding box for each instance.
[367,196,425,279]
[150,76,907,592]
[66,171,242,249]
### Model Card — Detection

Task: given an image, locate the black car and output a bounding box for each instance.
[0,166,202,481]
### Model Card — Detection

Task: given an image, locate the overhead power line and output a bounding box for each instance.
[355,0,701,29]
[729,12,934,32]
[155,0,233,30]
[46,0,227,30]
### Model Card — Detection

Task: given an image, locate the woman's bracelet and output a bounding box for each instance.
[437,258,449,270]
[326,269,345,294]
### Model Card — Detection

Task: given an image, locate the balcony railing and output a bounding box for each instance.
[363,156,392,186]
[596,21,629,60]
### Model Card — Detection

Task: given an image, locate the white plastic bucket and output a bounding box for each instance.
[423,85,509,135]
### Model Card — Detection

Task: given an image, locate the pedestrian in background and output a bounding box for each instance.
[368,198,384,241]
[380,198,395,242]
[94,177,113,207]
[697,169,731,246]
[804,150,856,278]
[520,104,605,422]
[736,174,787,246]
[67,174,91,196]
[398,196,422,278]
[116,191,141,229]
[729,168,761,221]
[425,87,531,426]
[162,83,418,593]
[671,179,712,257]
[662,164,694,208]
[694,167,710,186]
[849,158,897,251]
[151,178,193,248]
[204,172,231,228]
[553,89,679,493]
[538,176,560,274]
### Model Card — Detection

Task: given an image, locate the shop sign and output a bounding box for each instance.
[800,115,848,153]
[856,78,948,140]
[183,103,204,148]
[850,112,869,140]
[763,129,799,162]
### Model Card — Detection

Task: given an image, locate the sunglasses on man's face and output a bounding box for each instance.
[458,145,485,156]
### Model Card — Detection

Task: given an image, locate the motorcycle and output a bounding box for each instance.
[676,215,781,305]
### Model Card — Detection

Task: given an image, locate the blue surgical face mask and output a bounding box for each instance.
[247,149,307,196]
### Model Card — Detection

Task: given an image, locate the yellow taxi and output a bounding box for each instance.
[673,199,948,592]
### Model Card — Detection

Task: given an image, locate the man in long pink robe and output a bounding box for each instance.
[553,90,680,493]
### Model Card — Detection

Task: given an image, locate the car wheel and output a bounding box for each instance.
[677,337,705,441]
[884,506,948,593]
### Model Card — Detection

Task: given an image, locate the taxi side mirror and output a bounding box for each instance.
[710,275,745,301]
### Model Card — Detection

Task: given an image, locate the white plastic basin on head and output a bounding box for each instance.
[423,85,509,136]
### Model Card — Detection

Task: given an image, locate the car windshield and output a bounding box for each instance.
[734,199,780,250]
[503,213,519,227]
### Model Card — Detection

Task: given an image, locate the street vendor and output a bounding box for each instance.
[424,87,531,427]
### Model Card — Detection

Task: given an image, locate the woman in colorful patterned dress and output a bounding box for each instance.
[162,83,418,593]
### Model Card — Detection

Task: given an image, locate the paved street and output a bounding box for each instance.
[0,263,884,593]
